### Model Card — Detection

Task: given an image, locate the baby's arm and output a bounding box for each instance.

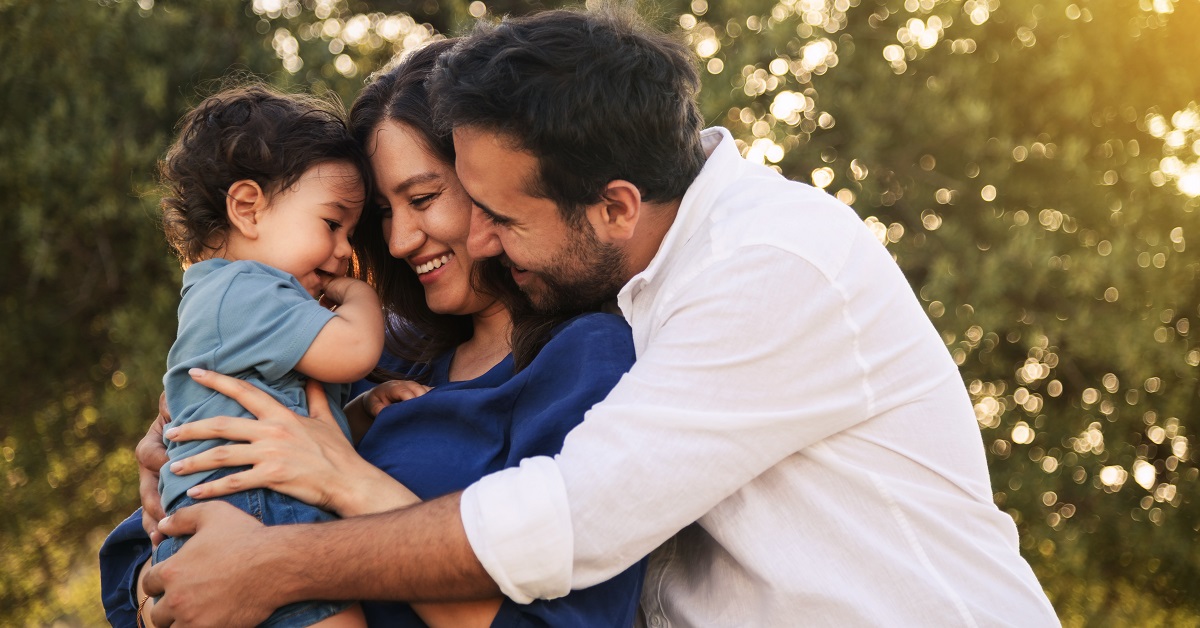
[296,277,384,384]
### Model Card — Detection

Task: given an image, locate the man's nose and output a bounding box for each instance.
[466,204,504,259]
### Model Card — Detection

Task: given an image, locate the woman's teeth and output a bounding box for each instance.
[415,254,453,275]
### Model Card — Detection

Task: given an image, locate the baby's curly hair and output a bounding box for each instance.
[159,82,371,264]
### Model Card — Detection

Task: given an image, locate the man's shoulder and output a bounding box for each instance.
[704,179,871,276]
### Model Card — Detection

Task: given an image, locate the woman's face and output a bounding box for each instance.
[368,120,497,317]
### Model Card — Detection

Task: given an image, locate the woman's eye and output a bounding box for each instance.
[411,193,437,207]
[324,219,341,231]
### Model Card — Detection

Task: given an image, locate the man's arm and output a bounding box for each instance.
[142,369,499,627]
[146,493,496,627]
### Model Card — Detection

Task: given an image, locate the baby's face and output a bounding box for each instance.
[250,161,365,297]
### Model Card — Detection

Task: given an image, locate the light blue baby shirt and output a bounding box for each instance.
[158,259,352,509]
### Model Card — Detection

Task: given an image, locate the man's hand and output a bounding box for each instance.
[143,502,280,627]
[137,393,170,546]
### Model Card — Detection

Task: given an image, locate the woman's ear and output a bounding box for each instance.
[586,180,641,244]
[226,180,267,239]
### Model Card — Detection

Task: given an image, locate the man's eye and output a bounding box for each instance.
[482,208,510,226]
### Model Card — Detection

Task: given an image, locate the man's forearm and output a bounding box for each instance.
[270,491,500,603]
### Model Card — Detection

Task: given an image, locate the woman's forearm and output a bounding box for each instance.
[335,460,422,517]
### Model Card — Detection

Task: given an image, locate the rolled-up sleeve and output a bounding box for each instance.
[461,457,574,603]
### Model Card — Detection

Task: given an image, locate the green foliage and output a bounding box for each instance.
[2,0,1197,625]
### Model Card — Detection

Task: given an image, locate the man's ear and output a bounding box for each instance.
[226,180,267,239]
[585,180,641,244]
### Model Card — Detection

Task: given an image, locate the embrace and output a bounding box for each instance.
[100,8,1059,627]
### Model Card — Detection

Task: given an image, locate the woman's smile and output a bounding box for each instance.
[413,253,453,275]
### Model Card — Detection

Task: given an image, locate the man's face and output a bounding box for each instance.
[454,127,628,313]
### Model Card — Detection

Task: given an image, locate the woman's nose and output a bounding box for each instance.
[386,210,425,259]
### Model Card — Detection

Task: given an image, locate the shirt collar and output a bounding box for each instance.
[620,127,740,297]
[180,258,231,297]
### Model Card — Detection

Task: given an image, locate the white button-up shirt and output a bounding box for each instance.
[461,127,1058,626]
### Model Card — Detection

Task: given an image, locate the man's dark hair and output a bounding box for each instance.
[429,8,706,224]
[160,83,370,264]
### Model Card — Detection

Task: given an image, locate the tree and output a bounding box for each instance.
[1,1,292,623]
[2,0,1197,624]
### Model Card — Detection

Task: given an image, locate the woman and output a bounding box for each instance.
[100,39,644,627]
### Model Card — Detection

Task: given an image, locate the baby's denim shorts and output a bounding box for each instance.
[154,466,351,627]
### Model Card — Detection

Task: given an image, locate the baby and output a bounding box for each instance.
[152,83,382,627]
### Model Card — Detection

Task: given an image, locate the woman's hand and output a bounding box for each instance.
[135,556,157,627]
[166,369,421,517]
[363,379,432,417]
[345,379,431,443]
[137,393,171,546]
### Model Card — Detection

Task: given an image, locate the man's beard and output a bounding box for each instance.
[521,225,627,315]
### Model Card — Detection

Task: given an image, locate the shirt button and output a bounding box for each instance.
[649,615,664,628]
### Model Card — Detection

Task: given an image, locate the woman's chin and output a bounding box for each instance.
[425,293,500,318]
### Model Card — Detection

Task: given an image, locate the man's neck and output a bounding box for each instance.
[623,198,681,280]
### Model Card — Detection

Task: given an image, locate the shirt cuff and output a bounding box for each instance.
[460,455,574,604]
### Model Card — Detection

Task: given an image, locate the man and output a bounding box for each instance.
[143,9,1059,626]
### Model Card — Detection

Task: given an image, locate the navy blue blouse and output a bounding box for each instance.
[99,313,644,627]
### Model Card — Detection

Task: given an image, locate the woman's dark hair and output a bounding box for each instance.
[160,82,371,265]
[428,8,706,226]
[349,39,584,376]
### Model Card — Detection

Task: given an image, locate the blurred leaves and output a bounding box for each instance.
[1,0,1198,625]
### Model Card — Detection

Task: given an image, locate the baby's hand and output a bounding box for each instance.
[365,380,432,417]
[320,276,373,309]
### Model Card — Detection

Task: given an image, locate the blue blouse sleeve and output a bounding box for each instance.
[494,313,646,627]
[98,508,152,627]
